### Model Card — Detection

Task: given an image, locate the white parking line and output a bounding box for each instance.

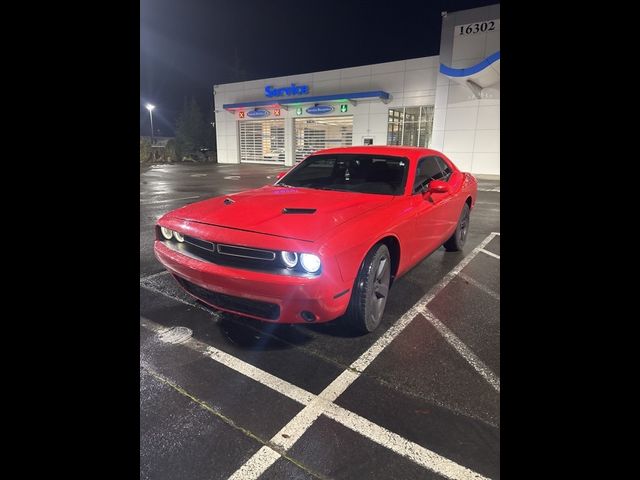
[230,232,498,479]
[323,402,488,480]
[458,272,500,301]
[140,270,169,281]
[141,318,490,480]
[480,249,500,260]
[421,309,500,392]
[229,447,282,480]
[205,345,314,405]
[351,232,498,373]
[140,281,216,315]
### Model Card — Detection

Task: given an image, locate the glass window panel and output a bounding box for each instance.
[387,105,434,148]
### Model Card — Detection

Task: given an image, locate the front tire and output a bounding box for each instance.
[343,244,391,334]
[443,203,470,251]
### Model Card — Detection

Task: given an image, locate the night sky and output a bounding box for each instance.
[140,0,498,136]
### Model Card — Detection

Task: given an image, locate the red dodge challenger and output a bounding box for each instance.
[154,146,477,333]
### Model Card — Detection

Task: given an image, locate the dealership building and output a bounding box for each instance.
[213,4,500,176]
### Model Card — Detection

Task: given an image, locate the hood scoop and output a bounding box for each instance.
[282,208,316,214]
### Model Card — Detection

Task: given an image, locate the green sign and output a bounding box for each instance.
[296,107,303,115]
[340,104,348,113]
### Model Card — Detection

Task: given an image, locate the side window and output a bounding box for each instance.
[413,156,444,193]
[435,156,453,181]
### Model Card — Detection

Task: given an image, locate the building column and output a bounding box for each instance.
[284,115,294,167]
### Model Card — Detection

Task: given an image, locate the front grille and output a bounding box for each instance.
[165,234,319,277]
[184,235,215,251]
[216,243,276,261]
[176,276,280,320]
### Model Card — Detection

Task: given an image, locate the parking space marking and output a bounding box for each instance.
[140,270,169,281]
[140,282,216,315]
[230,232,498,479]
[141,318,490,480]
[351,232,498,373]
[422,309,500,392]
[229,447,283,480]
[143,319,310,404]
[206,345,317,405]
[458,272,500,301]
[323,402,488,480]
[480,249,500,260]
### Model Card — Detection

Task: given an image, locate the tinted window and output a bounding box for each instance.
[413,156,444,193]
[435,156,453,181]
[279,154,408,195]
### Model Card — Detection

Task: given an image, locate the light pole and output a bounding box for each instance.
[145,103,155,145]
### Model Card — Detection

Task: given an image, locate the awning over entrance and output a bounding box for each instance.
[439,51,500,98]
[222,90,390,112]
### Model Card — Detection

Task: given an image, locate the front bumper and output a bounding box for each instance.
[154,240,351,324]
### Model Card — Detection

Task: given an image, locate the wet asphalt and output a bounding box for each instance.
[140,162,500,479]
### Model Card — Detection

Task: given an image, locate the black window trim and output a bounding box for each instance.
[413,155,448,194]
[434,155,453,182]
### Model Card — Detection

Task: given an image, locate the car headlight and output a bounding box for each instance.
[281,251,298,268]
[160,227,173,240]
[300,253,321,273]
[174,231,184,242]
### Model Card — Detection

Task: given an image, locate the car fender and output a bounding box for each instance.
[319,196,415,285]
[331,234,398,285]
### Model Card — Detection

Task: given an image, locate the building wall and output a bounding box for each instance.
[432,4,500,176]
[213,4,499,175]
[214,56,441,166]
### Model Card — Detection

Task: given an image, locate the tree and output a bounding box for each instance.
[140,136,152,163]
[175,97,210,160]
[164,139,177,163]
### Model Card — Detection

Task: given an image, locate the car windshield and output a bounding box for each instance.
[278,154,408,195]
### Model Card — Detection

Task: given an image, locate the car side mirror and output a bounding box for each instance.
[427,180,450,194]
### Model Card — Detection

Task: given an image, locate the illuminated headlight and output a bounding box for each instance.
[300,253,321,273]
[174,231,185,242]
[281,251,298,268]
[160,227,173,240]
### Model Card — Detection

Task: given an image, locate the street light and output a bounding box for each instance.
[145,103,155,145]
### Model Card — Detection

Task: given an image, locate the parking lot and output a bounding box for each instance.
[140,162,500,479]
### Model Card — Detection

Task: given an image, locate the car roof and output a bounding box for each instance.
[311,145,443,161]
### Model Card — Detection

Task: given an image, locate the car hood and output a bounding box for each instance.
[171,185,394,242]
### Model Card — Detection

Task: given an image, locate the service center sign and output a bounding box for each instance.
[265,83,309,97]
[306,105,334,115]
[246,109,270,118]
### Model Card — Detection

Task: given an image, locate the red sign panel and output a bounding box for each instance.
[238,111,245,119]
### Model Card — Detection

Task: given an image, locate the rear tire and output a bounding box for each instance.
[443,203,470,252]
[343,244,391,334]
